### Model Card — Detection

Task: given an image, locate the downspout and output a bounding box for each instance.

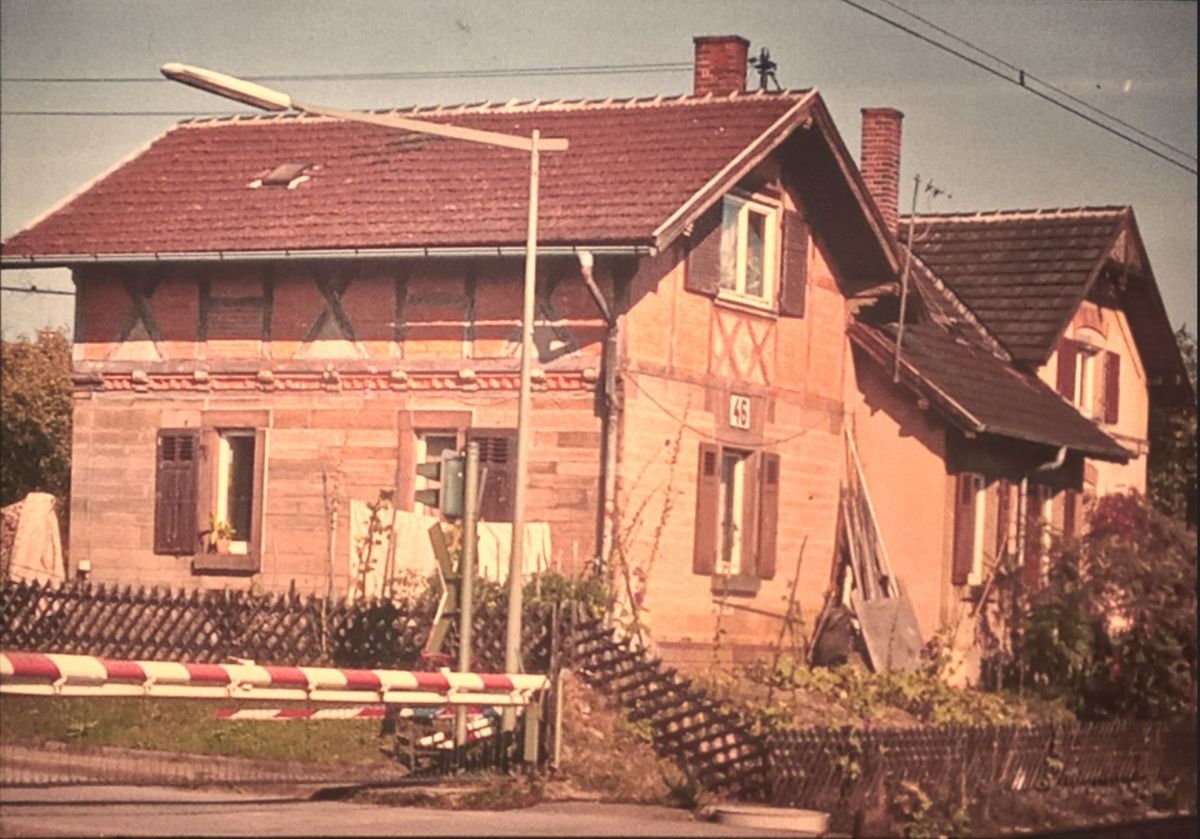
[578,251,621,577]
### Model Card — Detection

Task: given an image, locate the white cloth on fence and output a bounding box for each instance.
[5,493,65,584]
[475,521,551,581]
[348,501,551,599]
[348,502,440,600]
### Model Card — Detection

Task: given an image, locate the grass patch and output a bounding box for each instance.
[0,695,393,766]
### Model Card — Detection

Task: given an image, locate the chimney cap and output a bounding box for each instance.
[693,34,751,46]
[861,106,905,119]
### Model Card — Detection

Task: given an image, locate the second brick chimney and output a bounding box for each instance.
[860,107,904,235]
[693,35,749,96]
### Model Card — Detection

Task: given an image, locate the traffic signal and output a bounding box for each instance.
[415,450,465,519]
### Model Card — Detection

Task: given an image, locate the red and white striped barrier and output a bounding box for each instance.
[213,706,389,721]
[0,651,547,707]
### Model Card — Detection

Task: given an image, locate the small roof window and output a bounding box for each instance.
[249,161,314,189]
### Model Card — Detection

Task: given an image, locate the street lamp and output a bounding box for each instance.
[162,63,566,729]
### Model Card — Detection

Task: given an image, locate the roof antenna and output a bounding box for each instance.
[749,47,781,92]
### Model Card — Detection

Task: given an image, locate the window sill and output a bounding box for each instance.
[714,294,778,320]
[192,553,259,575]
[711,573,761,598]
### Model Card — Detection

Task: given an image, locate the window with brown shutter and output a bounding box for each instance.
[778,211,808,318]
[467,429,517,522]
[756,453,780,580]
[155,429,199,555]
[951,472,978,586]
[1104,351,1120,424]
[694,445,781,584]
[1056,338,1078,399]
[693,443,721,575]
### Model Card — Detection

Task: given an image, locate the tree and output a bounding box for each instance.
[0,329,72,506]
[1147,325,1197,527]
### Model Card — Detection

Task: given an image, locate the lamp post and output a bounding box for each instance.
[162,63,566,730]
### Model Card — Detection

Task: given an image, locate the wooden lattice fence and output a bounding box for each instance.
[567,611,1198,809]
[0,578,557,670]
[766,719,1196,812]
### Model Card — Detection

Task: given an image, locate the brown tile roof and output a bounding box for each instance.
[2,91,815,259]
[900,207,1127,367]
[849,320,1129,461]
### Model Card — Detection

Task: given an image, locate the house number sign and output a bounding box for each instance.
[729,394,751,430]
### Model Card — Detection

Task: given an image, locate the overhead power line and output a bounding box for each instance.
[874,0,1197,164]
[1,61,691,84]
[837,0,1197,175]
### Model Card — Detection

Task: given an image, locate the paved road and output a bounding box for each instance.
[0,786,811,837]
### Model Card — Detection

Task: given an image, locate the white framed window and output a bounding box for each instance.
[1075,345,1100,419]
[215,430,256,555]
[968,474,987,585]
[718,193,780,308]
[719,449,752,575]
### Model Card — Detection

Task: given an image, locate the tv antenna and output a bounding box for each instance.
[749,47,781,92]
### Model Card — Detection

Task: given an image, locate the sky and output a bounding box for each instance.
[1,0,1196,340]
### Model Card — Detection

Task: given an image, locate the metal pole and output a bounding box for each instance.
[456,441,480,748]
[504,129,540,732]
[893,175,921,383]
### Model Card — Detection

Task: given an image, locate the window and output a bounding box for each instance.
[408,427,515,522]
[693,443,780,591]
[717,194,779,307]
[1022,484,1053,589]
[1057,338,1120,424]
[719,449,751,575]
[215,431,256,555]
[154,416,266,574]
[952,473,987,586]
[685,193,807,317]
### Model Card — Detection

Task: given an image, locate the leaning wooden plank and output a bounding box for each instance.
[850,589,923,674]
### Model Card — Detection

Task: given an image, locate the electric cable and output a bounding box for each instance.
[874,0,1197,163]
[836,0,1196,175]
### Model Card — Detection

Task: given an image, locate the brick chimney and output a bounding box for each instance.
[693,35,749,96]
[860,108,904,235]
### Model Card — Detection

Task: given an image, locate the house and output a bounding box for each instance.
[844,110,1192,662]
[2,35,1187,668]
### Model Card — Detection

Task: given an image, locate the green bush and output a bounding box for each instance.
[0,330,72,506]
[1001,492,1197,720]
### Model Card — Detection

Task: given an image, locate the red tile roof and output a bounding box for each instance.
[2,91,814,259]
[849,321,1129,461]
[900,207,1126,367]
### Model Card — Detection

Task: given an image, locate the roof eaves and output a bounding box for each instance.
[651,91,818,251]
[847,320,986,434]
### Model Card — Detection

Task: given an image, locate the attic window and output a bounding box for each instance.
[251,162,313,189]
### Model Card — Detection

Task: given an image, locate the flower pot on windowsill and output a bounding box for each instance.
[210,537,232,555]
